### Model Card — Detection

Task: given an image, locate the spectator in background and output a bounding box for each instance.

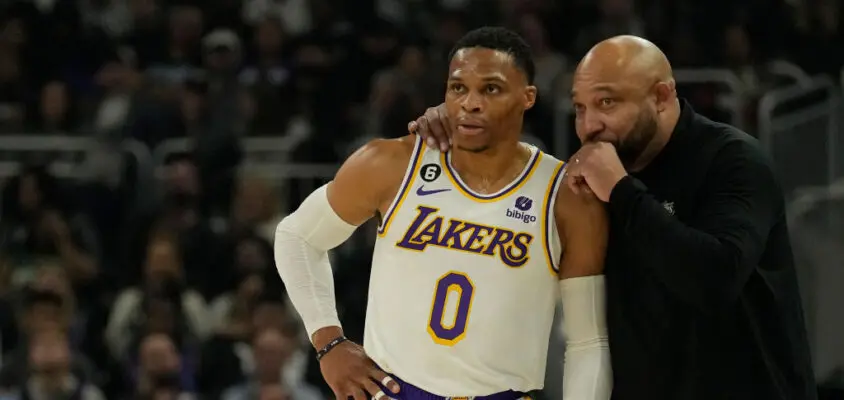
[221,328,322,400]
[239,16,296,135]
[790,0,843,78]
[721,23,760,94]
[134,333,196,400]
[124,154,223,295]
[242,0,312,36]
[28,81,75,134]
[2,328,106,400]
[198,293,297,397]
[90,58,144,136]
[0,165,99,287]
[209,233,279,331]
[0,287,99,387]
[229,176,285,242]
[516,12,565,149]
[31,265,112,374]
[573,0,646,56]
[196,29,246,216]
[365,43,438,141]
[258,383,290,400]
[106,234,208,361]
[518,13,567,101]
[144,5,204,83]
[0,42,27,133]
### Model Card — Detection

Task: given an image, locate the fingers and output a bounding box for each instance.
[358,378,383,400]
[350,387,368,400]
[423,106,448,152]
[372,391,387,400]
[415,115,438,150]
[410,106,453,152]
[409,119,438,150]
[564,163,581,195]
[567,176,581,195]
[433,105,452,152]
[370,370,400,394]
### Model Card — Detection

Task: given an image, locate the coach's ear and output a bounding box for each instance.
[524,85,537,111]
[654,79,675,113]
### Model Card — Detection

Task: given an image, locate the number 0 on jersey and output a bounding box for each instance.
[428,271,475,346]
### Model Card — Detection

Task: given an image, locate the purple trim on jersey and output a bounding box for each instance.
[444,149,540,201]
[544,163,566,273]
[377,374,528,400]
[378,136,425,235]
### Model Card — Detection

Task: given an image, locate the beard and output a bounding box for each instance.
[615,109,658,168]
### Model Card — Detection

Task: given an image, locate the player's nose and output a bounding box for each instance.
[460,91,484,113]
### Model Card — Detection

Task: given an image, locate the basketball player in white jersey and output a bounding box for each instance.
[274,27,612,400]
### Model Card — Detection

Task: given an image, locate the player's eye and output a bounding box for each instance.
[599,98,615,107]
[449,83,466,93]
[485,84,501,94]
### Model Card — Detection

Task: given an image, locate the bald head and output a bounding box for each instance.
[577,35,673,90]
[571,36,681,170]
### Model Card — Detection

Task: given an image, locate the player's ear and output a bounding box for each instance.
[523,85,537,111]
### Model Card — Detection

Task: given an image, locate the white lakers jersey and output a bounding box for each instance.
[363,135,566,396]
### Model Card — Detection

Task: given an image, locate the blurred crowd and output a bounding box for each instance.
[0,0,842,399]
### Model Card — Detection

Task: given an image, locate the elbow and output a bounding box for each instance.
[274,216,298,241]
[273,218,307,266]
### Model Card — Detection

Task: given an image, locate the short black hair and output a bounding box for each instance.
[448,27,535,84]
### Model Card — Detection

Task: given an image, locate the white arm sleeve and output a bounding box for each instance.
[274,184,358,339]
[560,275,613,400]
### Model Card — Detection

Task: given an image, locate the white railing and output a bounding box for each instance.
[767,60,813,87]
[757,75,842,195]
[786,178,844,382]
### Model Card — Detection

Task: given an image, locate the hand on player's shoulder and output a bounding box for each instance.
[555,170,608,233]
[558,169,602,208]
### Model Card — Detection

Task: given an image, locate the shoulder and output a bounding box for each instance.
[713,127,772,170]
[343,135,418,171]
[702,122,780,191]
[334,136,417,186]
[330,135,420,213]
[690,114,772,170]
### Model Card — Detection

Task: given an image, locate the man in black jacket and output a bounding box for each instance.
[408,35,817,400]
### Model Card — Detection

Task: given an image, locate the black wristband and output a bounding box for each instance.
[315,336,348,361]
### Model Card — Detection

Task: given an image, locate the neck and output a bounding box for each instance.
[450,139,529,191]
[629,99,680,172]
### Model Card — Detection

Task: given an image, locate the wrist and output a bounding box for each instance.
[311,325,344,350]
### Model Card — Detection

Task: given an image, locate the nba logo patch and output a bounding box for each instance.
[514,196,533,211]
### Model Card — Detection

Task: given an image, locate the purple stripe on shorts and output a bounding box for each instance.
[377,374,528,400]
